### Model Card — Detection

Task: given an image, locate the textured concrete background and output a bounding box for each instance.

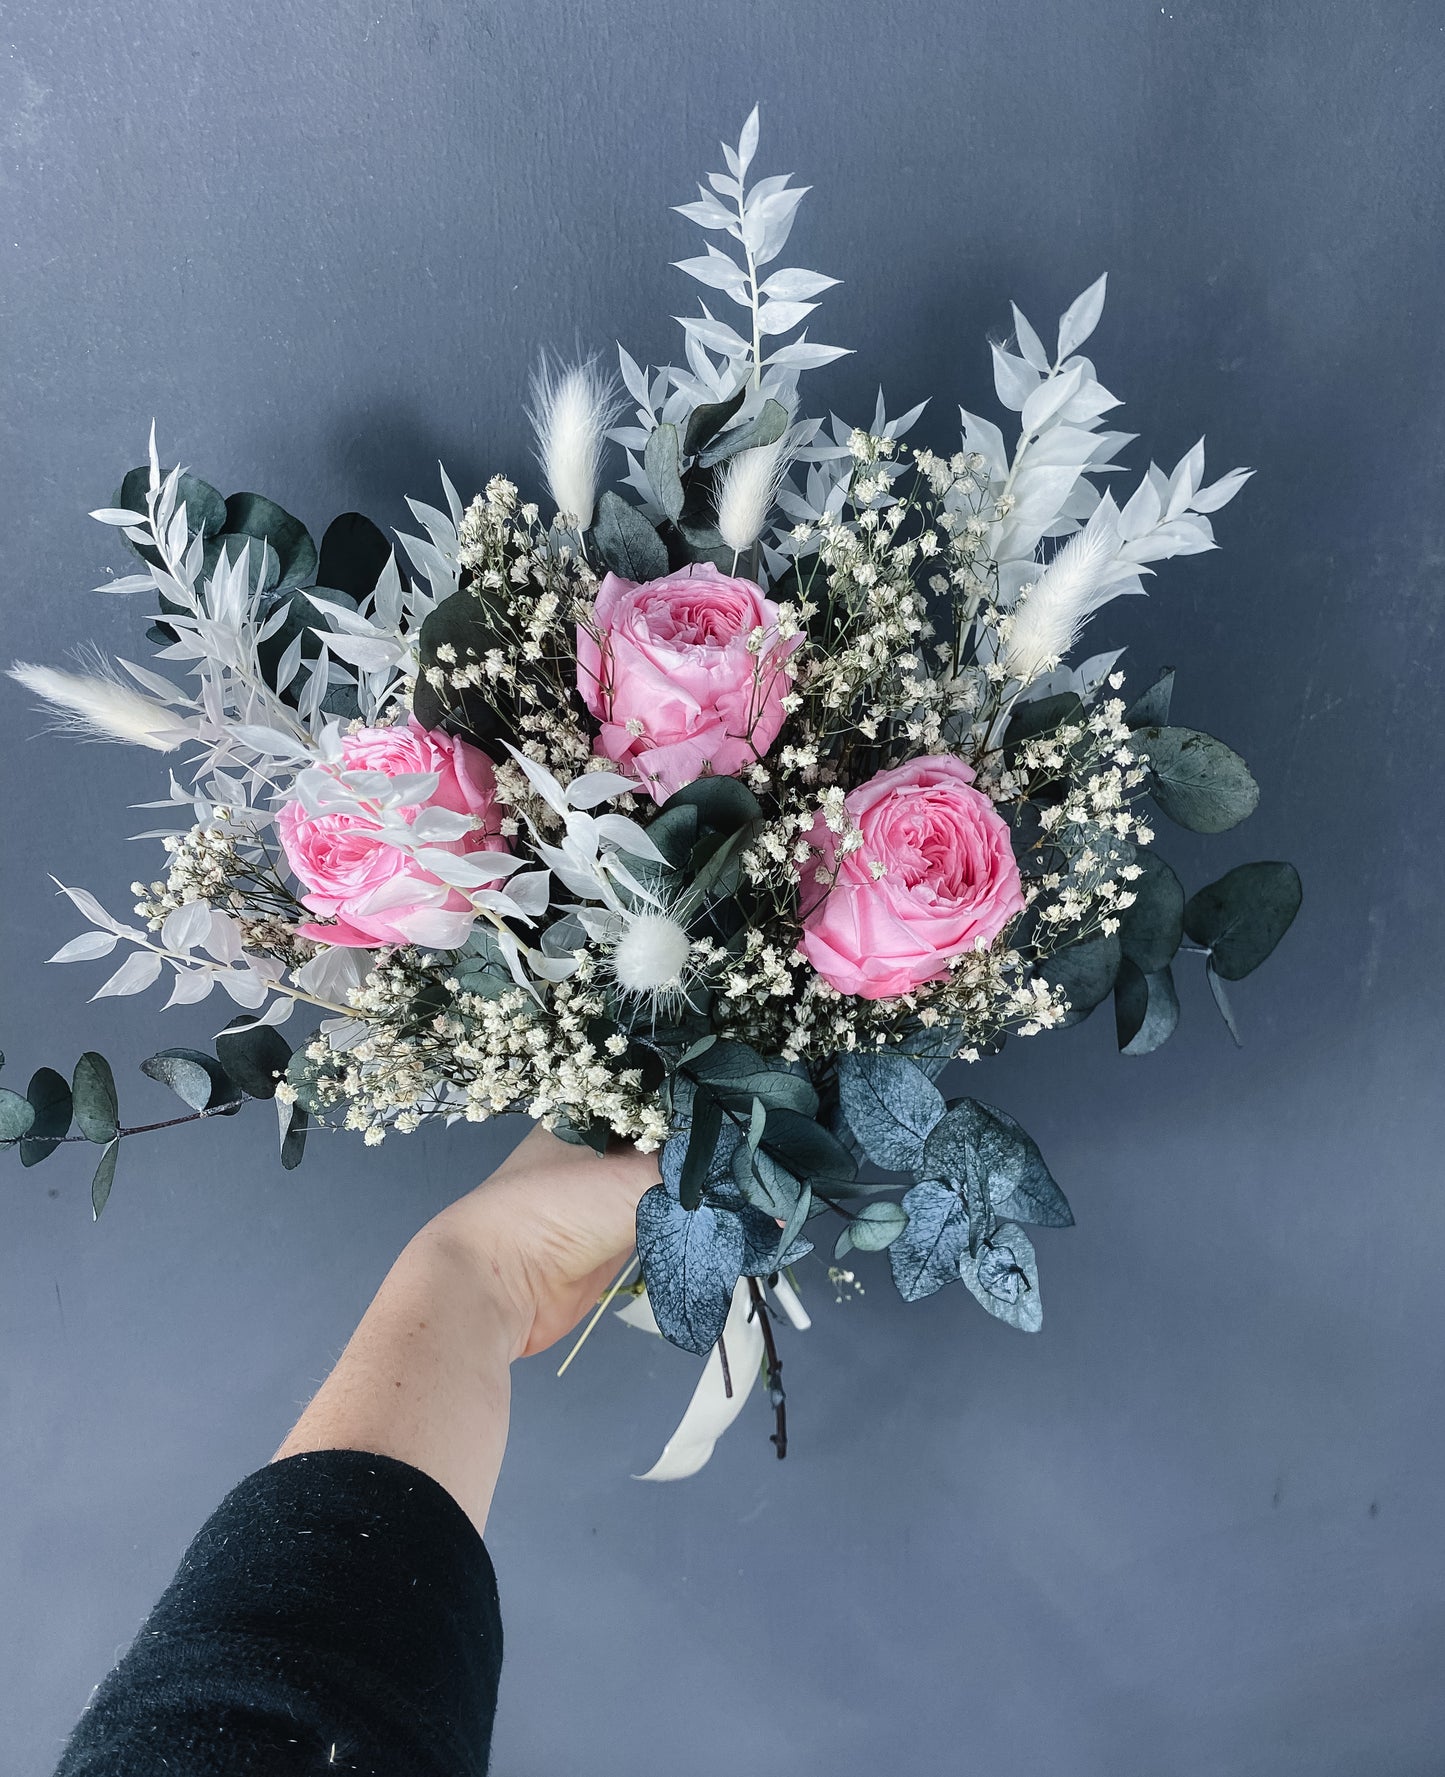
[3,3,1443,1772]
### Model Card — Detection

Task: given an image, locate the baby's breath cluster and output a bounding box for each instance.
[425,476,600,795]
[711,907,1070,1064]
[1002,687,1150,947]
[775,441,954,775]
[287,949,667,1150]
[133,816,308,959]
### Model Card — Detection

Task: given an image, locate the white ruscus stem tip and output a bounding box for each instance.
[527,354,622,533]
[7,657,190,751]
[715,433,792,558]
[612,913,692,995]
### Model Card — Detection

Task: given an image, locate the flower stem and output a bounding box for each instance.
[747,1276,787,1459]
[2,1095,256,1150]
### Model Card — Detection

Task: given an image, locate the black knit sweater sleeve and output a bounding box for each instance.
[54,1449,503,1777]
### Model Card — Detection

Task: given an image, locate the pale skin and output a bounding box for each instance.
[272,1127,660,1534]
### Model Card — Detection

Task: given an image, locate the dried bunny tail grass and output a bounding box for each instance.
[527,353,623,532]
[1000,499,1123,686]
[7,649,191,751]
[715,432,793,559]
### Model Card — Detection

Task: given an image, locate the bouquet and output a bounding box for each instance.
[3,108,1299,1476]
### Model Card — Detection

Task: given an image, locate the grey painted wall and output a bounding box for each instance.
[3,3,1443,1772]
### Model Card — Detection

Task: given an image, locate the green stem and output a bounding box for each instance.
[2,1095,257,1151]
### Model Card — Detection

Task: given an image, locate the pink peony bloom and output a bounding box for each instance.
[575,562,800,801]
[798,754,1024,1001]
[277,717,508,949]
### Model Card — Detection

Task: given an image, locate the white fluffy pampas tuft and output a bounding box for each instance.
[527,355,622,532]
[7,653,191,751]
[715,433,792,560]
[1001,497,1124,686]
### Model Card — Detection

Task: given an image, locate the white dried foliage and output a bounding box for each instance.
[528,355,622,530]
[608,105,862,582]
[1000,499,1123,684]
[715,432,793,555]
[668,104,848,398]
[8,651,193,751]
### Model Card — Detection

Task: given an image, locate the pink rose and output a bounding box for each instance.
[278,717,508,949]
[798,755,1024,1000]
[576,562,800,801]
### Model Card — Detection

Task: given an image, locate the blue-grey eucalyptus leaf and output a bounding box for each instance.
[592,491,668,582]
[1124,666,1174,730]
[90,1139,119,1218]
[846,1200,908,1252]
[635,1184,745,1355]
[738,1204,812,1277]
[888,1180,970,1303]
[20,1067,72,1167]
[1206,958,1243,1047]
[221,491,317,592]
[734,1106,857,1212]
[1137,725,1260,834]
[960,1223,1042,1331]
[1117,851,1185,976]
[837,1051,945,1172]
[1039,932,1121,1027]
[70,1051,119,1143]
[141,1048,241,1115]
[686,1038,817,1118]
[1114,958,1180,1055]
[922,1099,1073,1229]
[215,1016,291,1100]
[770,1183,813,1273]
[0,1087,35,1142]
[678,1088,724,1211]
[681,384,747,458]
[1183,861,1302,980]
[317,511,394,600]
[662,1115,744,1209]
[279,1102,308,1171]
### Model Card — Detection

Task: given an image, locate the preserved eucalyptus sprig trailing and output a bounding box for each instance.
[4,107,1299,1477]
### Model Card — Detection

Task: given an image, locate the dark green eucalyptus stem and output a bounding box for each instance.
[747,1275,787,1460]
[676,1062,859,1225]
[1,1096,255,1152]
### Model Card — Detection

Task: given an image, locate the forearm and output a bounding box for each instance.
[271,1128,655,1533]
[273,1220,519,1535]
[62,1131,654,1774]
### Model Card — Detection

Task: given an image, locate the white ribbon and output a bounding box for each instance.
[618,1274,808,1481]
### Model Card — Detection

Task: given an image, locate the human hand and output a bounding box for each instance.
[429,1125,660,1361]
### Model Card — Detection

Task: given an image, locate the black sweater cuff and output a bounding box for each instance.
[56,1449,502,1777]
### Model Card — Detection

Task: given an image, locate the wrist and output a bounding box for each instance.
[415,1207,534,1364]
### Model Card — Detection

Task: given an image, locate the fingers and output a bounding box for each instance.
[437,1127,663,1359]
[495,1124,658,1180]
